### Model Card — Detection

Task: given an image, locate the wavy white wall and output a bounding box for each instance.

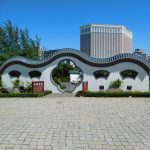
[1,56,149,93]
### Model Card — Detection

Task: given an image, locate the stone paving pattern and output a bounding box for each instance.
[0,97,150,150]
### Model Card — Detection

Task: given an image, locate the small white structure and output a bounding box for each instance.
[0,49,150,93]
[69,70,82,84]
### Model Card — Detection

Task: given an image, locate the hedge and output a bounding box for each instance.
[76,91,150,97]
[0,90,52,97]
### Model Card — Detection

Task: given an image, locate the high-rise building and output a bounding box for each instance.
[80,24,132,58]
[133,49,150,61]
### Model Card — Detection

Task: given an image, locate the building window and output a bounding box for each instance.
[28,71,41,79]
[93,70,110,79]
[81,29,85,33]
[92,27,95,32]
[120,70,138,79]
[87,28,90,32]
[127,85,132,90]
[9,70,21,78]
[99,85,104,90]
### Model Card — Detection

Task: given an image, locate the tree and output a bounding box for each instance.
[0,20,44,65]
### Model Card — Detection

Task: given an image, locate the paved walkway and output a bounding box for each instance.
[0,97,150,150]
[44,93,75,98]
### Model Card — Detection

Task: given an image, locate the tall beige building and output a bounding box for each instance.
[80,24,132,58]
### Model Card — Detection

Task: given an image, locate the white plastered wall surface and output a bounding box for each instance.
[1,56,149,93]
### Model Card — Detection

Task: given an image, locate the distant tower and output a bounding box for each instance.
[80,24,132,58]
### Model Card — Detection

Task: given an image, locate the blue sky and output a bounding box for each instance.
[0,0,150,54]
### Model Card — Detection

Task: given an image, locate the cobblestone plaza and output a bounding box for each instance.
[0,97,150,150]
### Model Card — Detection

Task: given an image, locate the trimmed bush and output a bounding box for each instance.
[44,90,52,95]
[76,91,84,97]
[0,90,52,97]
[82,91,150,97]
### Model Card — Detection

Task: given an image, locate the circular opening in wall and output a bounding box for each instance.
[51,59,83,93]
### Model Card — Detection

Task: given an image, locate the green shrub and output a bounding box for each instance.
[53,77,66,89]
[0,74,3,89]
[0,74,2,88]
[0,93,42,97]
[76,91,84,97]
[110,79,123,89]
[12,79,20,89]
[83,91,150,97]
[60,77,70,82]
[0,80,3,89]
[0,90,52,97]
[44,90,52,95]
[0,82,3,93]
[26,82,32,93]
